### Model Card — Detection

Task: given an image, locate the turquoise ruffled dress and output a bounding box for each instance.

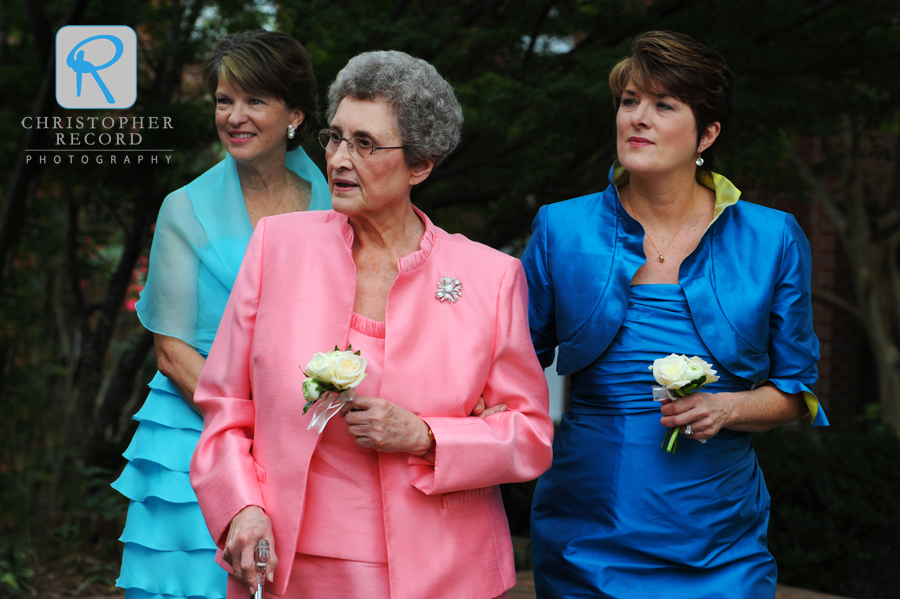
[112,148,330,599]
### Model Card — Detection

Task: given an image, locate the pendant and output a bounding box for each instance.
[659,255,665,262]
[435,276,462,303]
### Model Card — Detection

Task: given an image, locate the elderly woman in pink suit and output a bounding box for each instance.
[190,50,554,599]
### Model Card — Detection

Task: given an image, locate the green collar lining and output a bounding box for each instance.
[612,161,741,230]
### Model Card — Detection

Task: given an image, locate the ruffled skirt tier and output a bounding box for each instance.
[112,372,227,599]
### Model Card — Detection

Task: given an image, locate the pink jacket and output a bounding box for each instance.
[190,209,554,598]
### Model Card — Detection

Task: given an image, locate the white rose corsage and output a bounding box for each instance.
[301,345,368,433]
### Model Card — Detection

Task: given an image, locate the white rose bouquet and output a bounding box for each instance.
[649,354,719,453]
[301,345,368,433]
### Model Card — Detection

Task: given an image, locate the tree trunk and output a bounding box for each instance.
[66,0,210,468]
[85,328,155,466]
[791,120,900,431]
[0,0,89,296]
[70,203,152,461]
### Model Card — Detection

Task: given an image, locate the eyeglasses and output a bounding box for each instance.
[317,129,405,158]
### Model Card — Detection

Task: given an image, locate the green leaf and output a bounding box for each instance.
[667,428,680,453]
[675,375,708,397]
[0,573,19,589]
[74,579,91,596]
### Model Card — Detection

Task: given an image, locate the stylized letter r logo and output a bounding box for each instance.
[56,26,136,109]
[66,35,123,104]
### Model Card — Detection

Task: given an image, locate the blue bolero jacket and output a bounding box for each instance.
[522,163,828,426]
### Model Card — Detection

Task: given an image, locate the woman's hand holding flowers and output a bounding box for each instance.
[659,391,735,441]
[650,354,721,451]
[663,385,810,438]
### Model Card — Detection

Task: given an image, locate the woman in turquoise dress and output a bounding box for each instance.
[111,31,330,599]
[523,31,829,599]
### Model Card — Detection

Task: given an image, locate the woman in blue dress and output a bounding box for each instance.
[523,31,829,599]
[111,31,331,599]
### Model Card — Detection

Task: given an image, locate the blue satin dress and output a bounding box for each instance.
[531,284,776,599]
[112,149,330,599]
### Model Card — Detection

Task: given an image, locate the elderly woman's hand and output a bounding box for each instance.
[471,395,508,418]
[340,395,432,455]
[223,505,278,592]
[659,392,735,441]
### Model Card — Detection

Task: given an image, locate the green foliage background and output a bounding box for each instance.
[2,0,899,596]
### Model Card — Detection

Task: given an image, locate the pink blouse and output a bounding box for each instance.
[295,312,388,563]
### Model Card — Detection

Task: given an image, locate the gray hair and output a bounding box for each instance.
[326,50,463,167]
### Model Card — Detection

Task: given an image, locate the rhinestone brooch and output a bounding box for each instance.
[435,276,462,303]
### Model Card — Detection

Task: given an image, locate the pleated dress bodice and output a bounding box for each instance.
[296,312,389,563]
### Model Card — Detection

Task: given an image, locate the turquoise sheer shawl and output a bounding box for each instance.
[135,147,331,354]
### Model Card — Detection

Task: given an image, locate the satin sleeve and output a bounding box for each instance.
[764,214,828,426]
[189,218,267,547]
[521,205,558,369]
[135,189,206,349]
[408,260,554,495]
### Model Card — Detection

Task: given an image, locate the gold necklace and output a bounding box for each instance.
[626,186,700,263]
[246,174,293,220]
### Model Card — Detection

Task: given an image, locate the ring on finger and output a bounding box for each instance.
[685,424,693,435]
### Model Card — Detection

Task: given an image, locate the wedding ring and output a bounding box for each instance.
[685,424,693,435]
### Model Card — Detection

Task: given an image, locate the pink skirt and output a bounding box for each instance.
[226,552,509,598]
[227,553,388,598]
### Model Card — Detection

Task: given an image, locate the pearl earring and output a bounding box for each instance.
[695,156,704,167]
[287,125,296,139]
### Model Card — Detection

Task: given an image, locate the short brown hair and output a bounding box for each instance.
[202,30,317,150]
[609,31,734,170]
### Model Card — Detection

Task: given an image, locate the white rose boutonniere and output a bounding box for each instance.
[304,352,334,381]
[301,378,322,402]
[649,354,719,453]
[328,352,368,389]
[301,345,369,433]
[651,354,691,389]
